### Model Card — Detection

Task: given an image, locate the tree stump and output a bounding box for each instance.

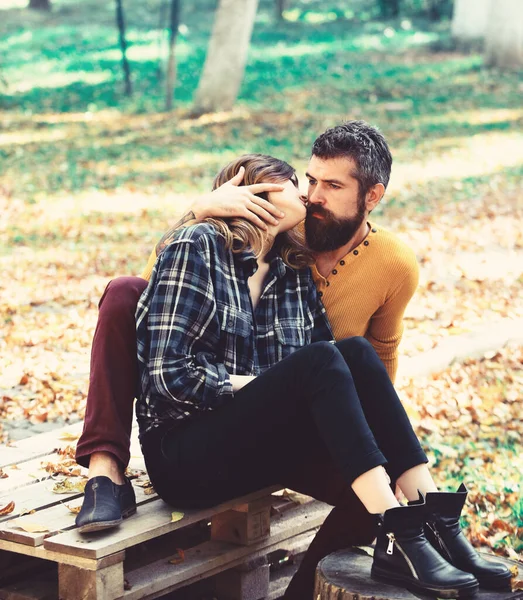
[314,548,522,600]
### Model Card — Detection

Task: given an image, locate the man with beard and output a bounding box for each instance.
[74,121,418,599]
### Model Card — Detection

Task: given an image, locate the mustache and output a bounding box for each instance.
[306,205,334,219]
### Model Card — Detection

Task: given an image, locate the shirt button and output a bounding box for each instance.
[364,240,369,246]
[332,269,337,275]
[340,260,345,266]
[353,250,359,256]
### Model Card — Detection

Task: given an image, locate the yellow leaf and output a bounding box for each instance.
[171,511,184,523]
[10,521,50,533]
[58,432,80,441]
[52,479,86,494]
[65,504,81,514]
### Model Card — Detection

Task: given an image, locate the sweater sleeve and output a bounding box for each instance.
[364,258,419,383]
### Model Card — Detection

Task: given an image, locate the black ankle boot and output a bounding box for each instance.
[371,498,479,598]
[425,484,512,590]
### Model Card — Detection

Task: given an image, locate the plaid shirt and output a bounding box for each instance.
[136,223,333,435]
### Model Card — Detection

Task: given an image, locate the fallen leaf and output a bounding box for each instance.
[65,504,81,514]
[10,520,50,533]
[168,548,185,565]
[51,479,86,494]
[58,432,80,441]
[0,501,15,516]
[144,486,156,495]
[0,469,8,479]
[171,511,184,523]
[19,508,36,516]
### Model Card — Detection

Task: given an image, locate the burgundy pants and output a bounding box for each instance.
[75,276,378,600]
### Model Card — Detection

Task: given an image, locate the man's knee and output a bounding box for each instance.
[98,276,147,316]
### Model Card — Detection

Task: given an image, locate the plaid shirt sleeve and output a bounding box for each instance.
[308,279,335,343]
[138,236,234,410]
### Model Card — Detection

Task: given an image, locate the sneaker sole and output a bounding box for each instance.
[371,565,479,598]
[78,506,137,534]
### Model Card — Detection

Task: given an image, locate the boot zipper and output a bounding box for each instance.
[427,521,452,559]
[389,535,418,578]
[386,532,395,554]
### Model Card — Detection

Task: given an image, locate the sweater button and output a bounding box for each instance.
[318,291,323,297]
[371,228,377,233]
[326,281,330,287]
[364,240,369,246]
[332,269,338,275]
[353,250,359,256]
[340,260,345,266]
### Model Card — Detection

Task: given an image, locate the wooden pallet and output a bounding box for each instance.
[0,422,330,600]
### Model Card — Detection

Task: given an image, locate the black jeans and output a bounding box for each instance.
[141,337,427,509]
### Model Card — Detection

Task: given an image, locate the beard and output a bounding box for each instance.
[305,202,366,253]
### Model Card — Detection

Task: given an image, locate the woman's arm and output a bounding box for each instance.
[137,235,233,409]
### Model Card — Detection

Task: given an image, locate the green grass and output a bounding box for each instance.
[0,0,522,202]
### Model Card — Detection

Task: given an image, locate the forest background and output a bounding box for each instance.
[0,0,522,561]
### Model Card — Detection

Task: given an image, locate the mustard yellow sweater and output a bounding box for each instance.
[141,222,418,382]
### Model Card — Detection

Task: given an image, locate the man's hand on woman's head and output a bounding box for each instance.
[190,166,286,230]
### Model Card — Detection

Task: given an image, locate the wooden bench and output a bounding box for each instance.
[0,421,331,600]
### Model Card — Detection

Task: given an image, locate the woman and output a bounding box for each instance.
[135,154,510,599]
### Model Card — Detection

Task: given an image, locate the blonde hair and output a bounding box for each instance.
[206,154,314,269]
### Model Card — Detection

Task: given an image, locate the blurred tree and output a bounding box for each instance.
[165,0,181,110]
[485,0,523,69]
[378,0,400,18]
[276,0,286,21]
[191,0,259,115]
[115,0,132,96]
[28,0,51,9]
[452,0,491,42]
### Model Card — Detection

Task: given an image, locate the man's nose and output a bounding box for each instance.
[308,187,324,205]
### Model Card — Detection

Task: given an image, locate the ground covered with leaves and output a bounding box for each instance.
[1,0,522,560]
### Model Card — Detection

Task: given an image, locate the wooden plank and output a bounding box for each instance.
[0,422,85,469]
[0,483,158,547]
[0,479,85,525]
[44,487,282,559]
[0,536,124,570]
[0,419,144,472]
[0,455,66,496]
[122,500,330,600]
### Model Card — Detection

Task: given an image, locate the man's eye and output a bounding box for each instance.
[330,183,340,189]
[308,180,316,185]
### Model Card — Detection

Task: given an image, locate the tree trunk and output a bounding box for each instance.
[451,0,491,42]
[485,0,523,69]
[378,0,400,18]
[115,0,133,96]
[28,0,51,9]
[191,0,259,116]
[276,0,285,21]
[165,0,181,111]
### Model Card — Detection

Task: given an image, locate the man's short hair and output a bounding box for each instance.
[312,121,392,197]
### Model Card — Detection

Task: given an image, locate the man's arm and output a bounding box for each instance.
[365,264,419,383]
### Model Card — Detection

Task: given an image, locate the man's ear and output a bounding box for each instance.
[365,183,385,212]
